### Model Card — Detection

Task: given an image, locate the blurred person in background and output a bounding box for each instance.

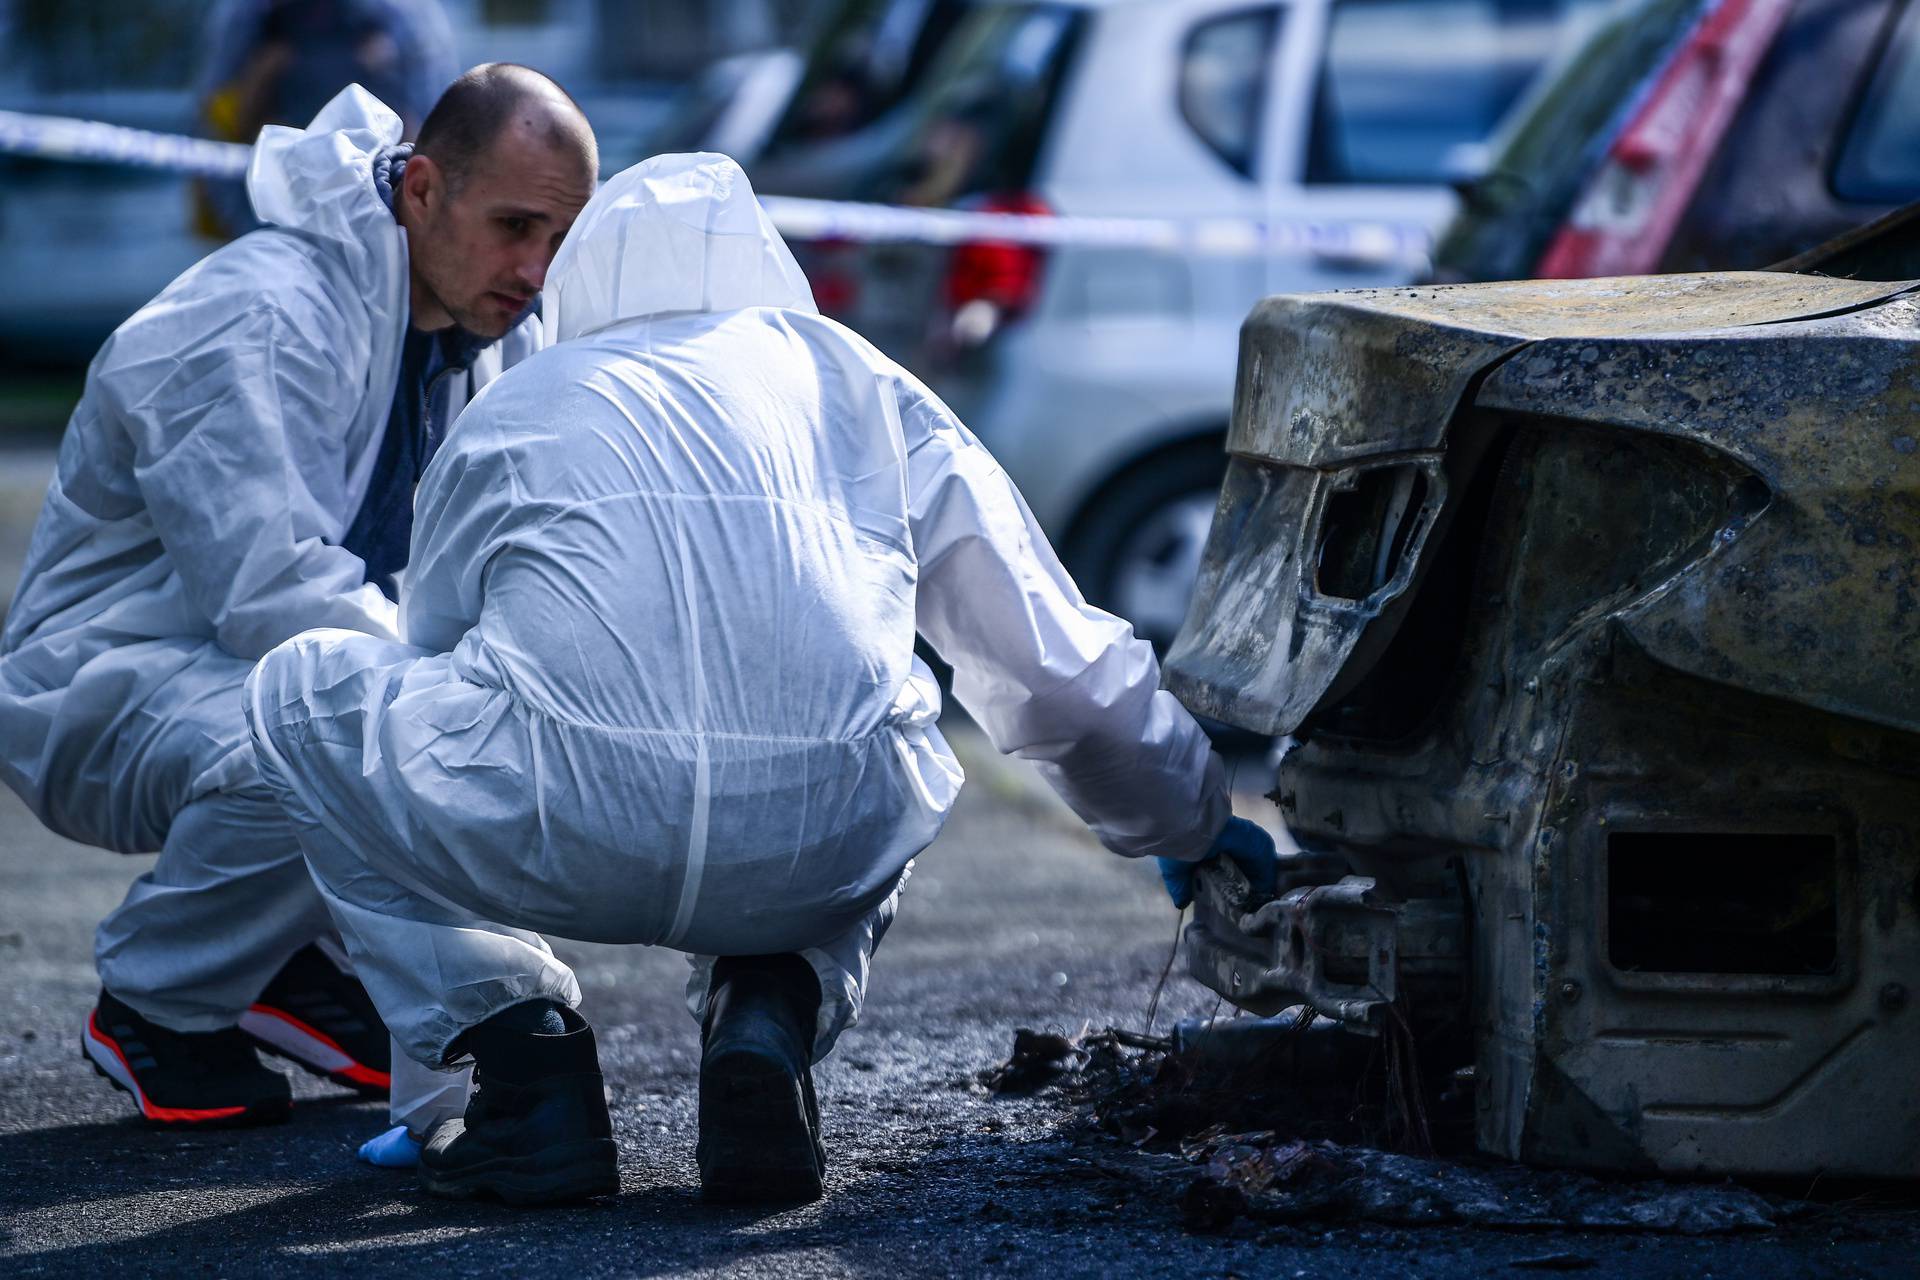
[194,0,457,240]
[0,65,594,1133]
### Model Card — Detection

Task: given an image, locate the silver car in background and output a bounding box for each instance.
[757,0,1615,646]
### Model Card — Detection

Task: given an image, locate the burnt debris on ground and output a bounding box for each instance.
[980,1016,1824,1237]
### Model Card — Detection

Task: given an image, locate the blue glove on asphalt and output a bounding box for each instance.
[1158,816,1280,910]
[357,1124,423,1169]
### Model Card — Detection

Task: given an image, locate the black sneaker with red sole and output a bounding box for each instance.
[241,944,392,1097]
[82,989,292,1127]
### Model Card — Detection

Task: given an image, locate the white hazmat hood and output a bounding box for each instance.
[544,153,816,342]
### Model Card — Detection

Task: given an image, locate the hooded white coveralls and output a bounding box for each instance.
[0,88,541,1037]
[244,154,1230,1072]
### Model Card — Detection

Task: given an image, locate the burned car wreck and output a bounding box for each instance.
[1163,268,1920,1179]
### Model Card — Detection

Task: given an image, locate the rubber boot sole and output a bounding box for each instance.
[419,1138,620,1206]
[697,1045,825,1204]
[81,1021,290,1129]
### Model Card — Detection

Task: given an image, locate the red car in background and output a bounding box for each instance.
[1432,0,1920,280]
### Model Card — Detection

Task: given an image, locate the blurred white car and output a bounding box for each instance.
[755,0,1611,645]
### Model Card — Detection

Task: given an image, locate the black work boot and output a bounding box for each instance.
[241,944,391,1097]
[697,953,826,1204]
[419,1002,619,1206]
[83,989,292,1127]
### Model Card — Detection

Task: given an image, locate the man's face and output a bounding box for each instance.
[402,122,593,338]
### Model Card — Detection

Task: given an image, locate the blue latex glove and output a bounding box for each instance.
[1158,816,1279,910]
[357,1124,423,1169]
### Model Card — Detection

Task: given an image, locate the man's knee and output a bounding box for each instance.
[163,781,305,868]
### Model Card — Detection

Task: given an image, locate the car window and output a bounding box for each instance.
[859,4,1086,206]
[1180,7,1284,178]
[1308,0,1614,185]
[1833,0,1920,203]
[762,0,971,152]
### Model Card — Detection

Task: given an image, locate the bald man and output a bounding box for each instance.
[0,65,596,1127]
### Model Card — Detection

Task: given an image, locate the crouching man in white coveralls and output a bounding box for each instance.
[0,68,594,1131]
[243,154,1279,1205]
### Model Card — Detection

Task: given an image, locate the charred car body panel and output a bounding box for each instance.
[1165,271,1920,1178]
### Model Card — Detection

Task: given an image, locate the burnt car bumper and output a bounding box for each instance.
[1165,271,1920,1178]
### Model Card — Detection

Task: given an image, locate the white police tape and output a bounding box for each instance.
[0,107,1433,268]
[0,109,250,180]
[756,194,1432,267]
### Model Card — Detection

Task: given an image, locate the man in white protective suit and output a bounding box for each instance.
[243,153,1281,1205]
[0,66,595,1128]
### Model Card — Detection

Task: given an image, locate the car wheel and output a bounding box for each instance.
[1064,445,1227,652]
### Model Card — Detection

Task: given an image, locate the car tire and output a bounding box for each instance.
[1062,442,1227,653]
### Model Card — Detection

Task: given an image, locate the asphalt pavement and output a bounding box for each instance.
[1,444,1917,1277]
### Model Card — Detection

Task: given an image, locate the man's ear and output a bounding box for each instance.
[403,153,443,219]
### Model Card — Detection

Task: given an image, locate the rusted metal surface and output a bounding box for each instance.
[1164,265,1920,1178]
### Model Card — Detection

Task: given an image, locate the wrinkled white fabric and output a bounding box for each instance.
[388,1042,472,1140]
[246,153,1229,1068]
[93,783,336,1025]
[0,85,539,856]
